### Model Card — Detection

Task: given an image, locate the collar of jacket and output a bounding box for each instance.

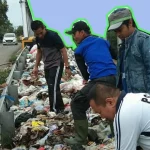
[125,28,138,43]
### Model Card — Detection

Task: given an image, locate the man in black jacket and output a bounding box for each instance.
[31,20,71,114]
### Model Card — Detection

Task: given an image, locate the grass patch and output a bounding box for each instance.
[0,47,21,87]
[9,53,17,64]
[9,47,22,64]
[0,68,10,84]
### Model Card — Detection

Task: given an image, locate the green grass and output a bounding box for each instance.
[0,51,17,84]
[9,53,17,64]
[0,69,10,84]
[0,47,21,87]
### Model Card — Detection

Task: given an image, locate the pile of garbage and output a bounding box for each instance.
[7,45,115,150]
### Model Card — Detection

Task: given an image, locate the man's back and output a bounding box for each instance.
[75,36,116,80]
[114,92,150,150]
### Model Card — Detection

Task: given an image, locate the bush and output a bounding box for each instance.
[9,53,17,63]
[0,68,10,84]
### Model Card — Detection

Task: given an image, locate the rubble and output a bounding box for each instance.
[4,46,115,150]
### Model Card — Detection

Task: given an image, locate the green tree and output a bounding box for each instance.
[0,0,8,25]
[15,25,23,37]
[3,20,14,32]
[0,0,8,40]
[0,0,15,41]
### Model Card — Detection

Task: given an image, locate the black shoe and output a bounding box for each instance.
[56,109,65,114]
[57,109,70,115]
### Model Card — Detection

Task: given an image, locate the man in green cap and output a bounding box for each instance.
[108,7,150,94]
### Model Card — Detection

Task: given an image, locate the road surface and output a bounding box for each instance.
[0,43,21,69]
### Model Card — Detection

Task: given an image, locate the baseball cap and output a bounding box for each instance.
[65,20,90,34]
[108,8,132,31]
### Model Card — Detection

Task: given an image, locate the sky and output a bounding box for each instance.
[7,0,22,27]
[28,0,150,47]
[7,0,150,47]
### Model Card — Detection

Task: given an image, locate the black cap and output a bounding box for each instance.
[65,20,90,34]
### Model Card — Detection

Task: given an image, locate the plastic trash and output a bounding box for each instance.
[53,144,64,150]
[12,146,27,150]
[47,112,57,118]
[35,105,44,111]
[19,96,29,108]
[32,121,45,131]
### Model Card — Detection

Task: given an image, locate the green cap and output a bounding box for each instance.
[108,8,132,31]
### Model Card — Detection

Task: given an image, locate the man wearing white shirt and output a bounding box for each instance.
[89,83,150,150]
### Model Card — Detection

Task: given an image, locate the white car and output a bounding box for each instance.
[3,33,18,45]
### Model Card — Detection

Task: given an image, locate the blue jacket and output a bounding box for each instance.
[74,36,116,80]
[116,29,150,93]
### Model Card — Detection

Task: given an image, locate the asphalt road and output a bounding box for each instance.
[0,43,21,69]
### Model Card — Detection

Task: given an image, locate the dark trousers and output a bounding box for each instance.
[71,75,116,120]
[136,146,143,150]
[45,62,64,112]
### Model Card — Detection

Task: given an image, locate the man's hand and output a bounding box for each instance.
[83,79,88,85]
[32,67,38,77]
[65,68,72,79]
[0,83,7,88]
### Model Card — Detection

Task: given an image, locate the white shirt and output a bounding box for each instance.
[114,92,150,150]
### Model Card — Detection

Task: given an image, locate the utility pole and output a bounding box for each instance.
[19,0,28,37]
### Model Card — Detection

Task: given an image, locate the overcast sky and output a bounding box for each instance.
[29,0,150,46]
[6,0,150,47]
[7,0,23,27]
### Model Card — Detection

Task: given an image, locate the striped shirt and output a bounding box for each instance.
[114,91,150,150]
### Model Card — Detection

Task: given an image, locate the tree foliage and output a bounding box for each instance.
[0,0,14,41]
[15,25,23,37]
[0,0,8,25]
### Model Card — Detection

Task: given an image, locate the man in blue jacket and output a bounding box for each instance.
[64,20,117,146]
[107,7,150,93]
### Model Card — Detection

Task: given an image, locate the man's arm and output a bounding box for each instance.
[33,38,42,68]
[33,44,42,76]
[140,36,150,93]
[35,48,42,68]
[109,45,118,60]
[0,83,7,88]
[75,54,89,81]
[52,32,69,67]
[60,47,72,78]
[53,32,71,78]
[74,45,89,81]
[60,47,69,67]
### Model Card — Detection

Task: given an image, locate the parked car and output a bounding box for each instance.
[2,33,18,45]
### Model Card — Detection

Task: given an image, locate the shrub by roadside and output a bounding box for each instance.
[9,52,17,64]
[0,68,10,85]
